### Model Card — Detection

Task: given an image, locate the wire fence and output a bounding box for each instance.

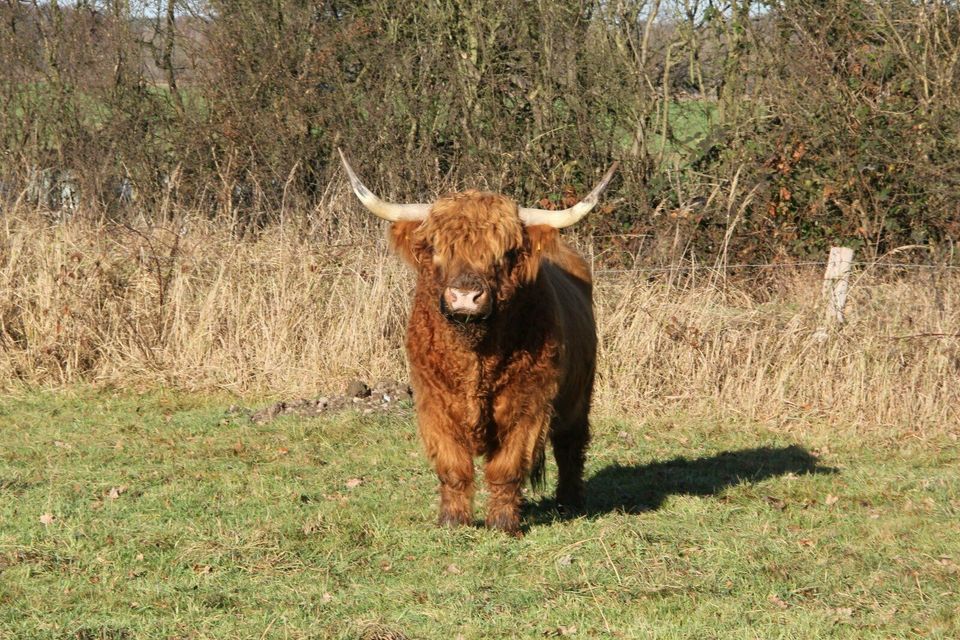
[592,261,960,278]
[127,224,960,282]
[294,261,960,284]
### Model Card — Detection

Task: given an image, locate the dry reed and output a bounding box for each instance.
[2,203,957,436]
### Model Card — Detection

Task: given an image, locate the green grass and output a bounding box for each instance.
[650,99,716,164]
[1,391,958,639]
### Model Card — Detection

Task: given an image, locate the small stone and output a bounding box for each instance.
[345,380,370,398]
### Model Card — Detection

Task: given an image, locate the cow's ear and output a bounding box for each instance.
[388,221,428,267]
[520,225,560,282]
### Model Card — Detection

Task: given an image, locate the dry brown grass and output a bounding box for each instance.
[2,203,958,435]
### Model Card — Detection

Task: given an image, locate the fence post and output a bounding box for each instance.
[814,246,854,340]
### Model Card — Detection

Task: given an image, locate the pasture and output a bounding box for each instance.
[2,210,959,638]
[4,2,960,636]
[1,391,958,639]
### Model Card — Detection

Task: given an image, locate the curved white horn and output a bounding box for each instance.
[518,162,619,228]
[338,148,431,222]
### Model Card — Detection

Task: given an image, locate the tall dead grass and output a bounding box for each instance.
[2,204,957,435]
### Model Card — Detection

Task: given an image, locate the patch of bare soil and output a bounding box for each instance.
[246,379,413,424]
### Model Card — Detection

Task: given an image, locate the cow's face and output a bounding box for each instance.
[392,191,547,326]
[390,191,558,332]
[337,148,616,327]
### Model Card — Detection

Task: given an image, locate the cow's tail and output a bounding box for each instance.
[529,446,547,492]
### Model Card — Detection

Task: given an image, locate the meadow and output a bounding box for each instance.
[1,391,957,639]
[5,1,960,634]
[1,203,959,638]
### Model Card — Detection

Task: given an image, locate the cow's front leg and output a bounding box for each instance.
[435,451,475,528]
[484,407,548,535]
[419,426,475,527]
[484,467,523,535]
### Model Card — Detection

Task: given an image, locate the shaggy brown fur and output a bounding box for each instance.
[388,190,596,535]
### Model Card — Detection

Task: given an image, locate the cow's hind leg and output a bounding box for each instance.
[551,415,590,513]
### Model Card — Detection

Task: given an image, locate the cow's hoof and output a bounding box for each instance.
[555,488,585,516]
[485,513,522,537]
[438,511,471,528]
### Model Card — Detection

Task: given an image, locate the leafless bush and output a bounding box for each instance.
[0,0,957,262]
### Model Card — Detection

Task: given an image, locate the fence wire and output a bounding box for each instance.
[593,261,960,277]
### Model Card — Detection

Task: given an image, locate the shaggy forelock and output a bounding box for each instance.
[417,190,523,272]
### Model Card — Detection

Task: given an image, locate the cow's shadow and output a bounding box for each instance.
[524,444,836,524]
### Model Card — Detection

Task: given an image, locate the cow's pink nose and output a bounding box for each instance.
[444,287,488,314]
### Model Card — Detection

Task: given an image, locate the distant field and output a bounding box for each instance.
[1,391,957,639]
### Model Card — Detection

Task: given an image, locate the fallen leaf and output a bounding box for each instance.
[445,563,461,575]
[321,592,333,603]
[345,478,363,489]
[765,496,787,511]
[108,486,128,500]
[192,564,213,575]
[39,513,55,526]
[53,440,72,449]
[557,625,577,636]
[825,494,839,506]
[302,511,329,535]
[557,554,573,567]
[768,593,789,609]
[832,607,853,620]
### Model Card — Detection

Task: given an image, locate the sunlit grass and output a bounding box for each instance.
[1,391,957,638]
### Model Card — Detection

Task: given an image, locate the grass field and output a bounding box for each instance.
[2,391,957,639]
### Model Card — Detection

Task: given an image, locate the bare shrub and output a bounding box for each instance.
[3,2,956,261]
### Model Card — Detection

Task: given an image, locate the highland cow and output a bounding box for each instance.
[339,149,616,534]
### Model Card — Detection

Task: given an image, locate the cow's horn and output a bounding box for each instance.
[338,148,431,222]
[518,162,619,228]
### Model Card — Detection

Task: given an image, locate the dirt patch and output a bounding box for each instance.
[247,379,413,424]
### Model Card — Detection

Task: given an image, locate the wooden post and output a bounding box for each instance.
[814,247,854,340]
